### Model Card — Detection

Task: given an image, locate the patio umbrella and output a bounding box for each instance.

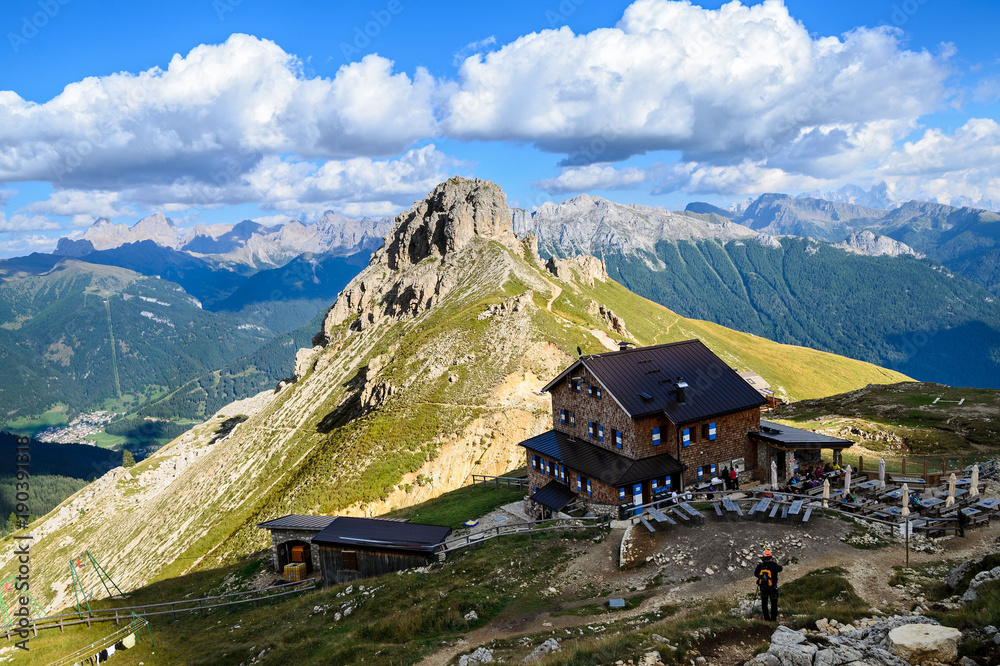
[970,464,980,498]
[901,483,910,517]
[945,473,956,508]
[771,460,778,491]
[844,465,852,493]
[878,458,886,489]
[822,478,830,508]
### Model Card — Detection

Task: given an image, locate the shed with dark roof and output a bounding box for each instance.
[311,517,452,586]
[257,514,337,576]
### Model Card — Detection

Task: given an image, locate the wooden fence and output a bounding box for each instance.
[471,474,529,489]
[3,580,315,640]
[436,514,611,555]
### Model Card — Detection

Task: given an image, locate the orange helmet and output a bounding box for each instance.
[763,549,772,557]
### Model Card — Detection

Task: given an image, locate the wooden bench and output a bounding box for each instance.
[781,504,789,519]
[640,517,656,532]
[713,502,724,518]
[671,508,689,522]
[649,507,675,526]
[802,507,813,522]
[769,503,780,519]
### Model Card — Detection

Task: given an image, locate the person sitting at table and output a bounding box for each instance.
[823,462,833,474]
[790,473,802,486]
[706,484,716,500]
[910,495,923,514]
[832,461,841,472]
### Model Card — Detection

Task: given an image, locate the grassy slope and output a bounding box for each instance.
[1,239,912,617]
[770,381,1000,456]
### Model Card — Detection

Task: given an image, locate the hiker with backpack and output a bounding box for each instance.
[755,549,784,621]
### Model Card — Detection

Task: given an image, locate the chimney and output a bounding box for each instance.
[676,377,688,403]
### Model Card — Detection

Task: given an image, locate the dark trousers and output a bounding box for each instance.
[761,587,779,621]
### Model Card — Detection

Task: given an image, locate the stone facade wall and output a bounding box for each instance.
[525,454,620,507]
[551,377,635,457]
[674,409,761,485]
[267,527,323,574]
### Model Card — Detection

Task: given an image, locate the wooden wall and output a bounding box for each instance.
[317,545,434,587]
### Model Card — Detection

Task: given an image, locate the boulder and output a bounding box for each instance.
[521,638,560,664]
[888,624,961,664]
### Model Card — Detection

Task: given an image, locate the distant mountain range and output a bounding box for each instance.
[515,193,1000,388]
[56,210,393,269]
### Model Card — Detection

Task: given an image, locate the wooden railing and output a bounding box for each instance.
[436,514,611,555]
[3,580,315,640]
[471,474,529,489]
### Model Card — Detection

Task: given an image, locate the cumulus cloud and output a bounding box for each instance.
[534,164,647,194]
[0,212,62,233]
[0,35,437,190]
[0,232,59,257]
[26,190,134,221]
[0,189,16,205]
[444,0,948,172]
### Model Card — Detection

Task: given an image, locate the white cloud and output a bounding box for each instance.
[26,190,134,220]
[0,212,62,233]
[874,118,1000,204]
[0,232,59,257]
[443,0,948,171]
[0,35,437,190]
[534,164,647,194]
[0,188,16,205]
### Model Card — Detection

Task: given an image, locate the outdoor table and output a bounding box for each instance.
[891,476,925,485]
[974,498,1000,514]
[857,480,881,495]
[789,499,805,515]
[883,489,903,500]
[921,497,945,516]
[955,478,972,487]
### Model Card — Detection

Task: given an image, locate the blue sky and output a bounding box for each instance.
[1,0,999,256]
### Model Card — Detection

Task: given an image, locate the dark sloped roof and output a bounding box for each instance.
[751,420,854,449]
[531,480,578,512]
[257,514,337,531]
[520,429,684,487]
[542,340,766,423]
[311,517,452,553]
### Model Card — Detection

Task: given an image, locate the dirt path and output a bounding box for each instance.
[417,518,1000,666]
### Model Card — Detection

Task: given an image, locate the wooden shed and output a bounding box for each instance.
[311,516,452,587]
[257,514,336,576]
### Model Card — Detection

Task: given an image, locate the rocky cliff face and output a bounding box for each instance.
[322,177,521,337]
[833,230,925,259]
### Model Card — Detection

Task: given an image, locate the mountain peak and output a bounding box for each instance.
[377,177,517,270]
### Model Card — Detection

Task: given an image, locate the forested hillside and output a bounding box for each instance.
[606,237,1000,388]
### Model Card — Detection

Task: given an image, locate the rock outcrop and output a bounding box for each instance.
[379,177,517,271]
[745,616,946,666]
[545,255,608,286]
[888,624,961,664]
[324,177,521,333]
[833,230,925,258]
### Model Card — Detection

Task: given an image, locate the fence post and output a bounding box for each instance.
[902,458,906,474]
[923,459,928,478]
[859,455,864,474]
[114,609,119,626]
[171,603,176,621]
[59,615,64,633]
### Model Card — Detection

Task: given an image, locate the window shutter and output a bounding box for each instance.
[682,428,691,447]
[598,425,604,442]
[560,409,566,424]
[615,430,622,449]
[596,387,602,399]
[618,486,626,500]
[652,428,661,446]
[586,479,592,496]
[588,422,594,438]
[664,476,672,489]
[577,476,582,492]
[570,412,575,426]
[709,422,717,440]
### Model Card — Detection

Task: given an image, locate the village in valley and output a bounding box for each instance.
[34,411,122,445]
